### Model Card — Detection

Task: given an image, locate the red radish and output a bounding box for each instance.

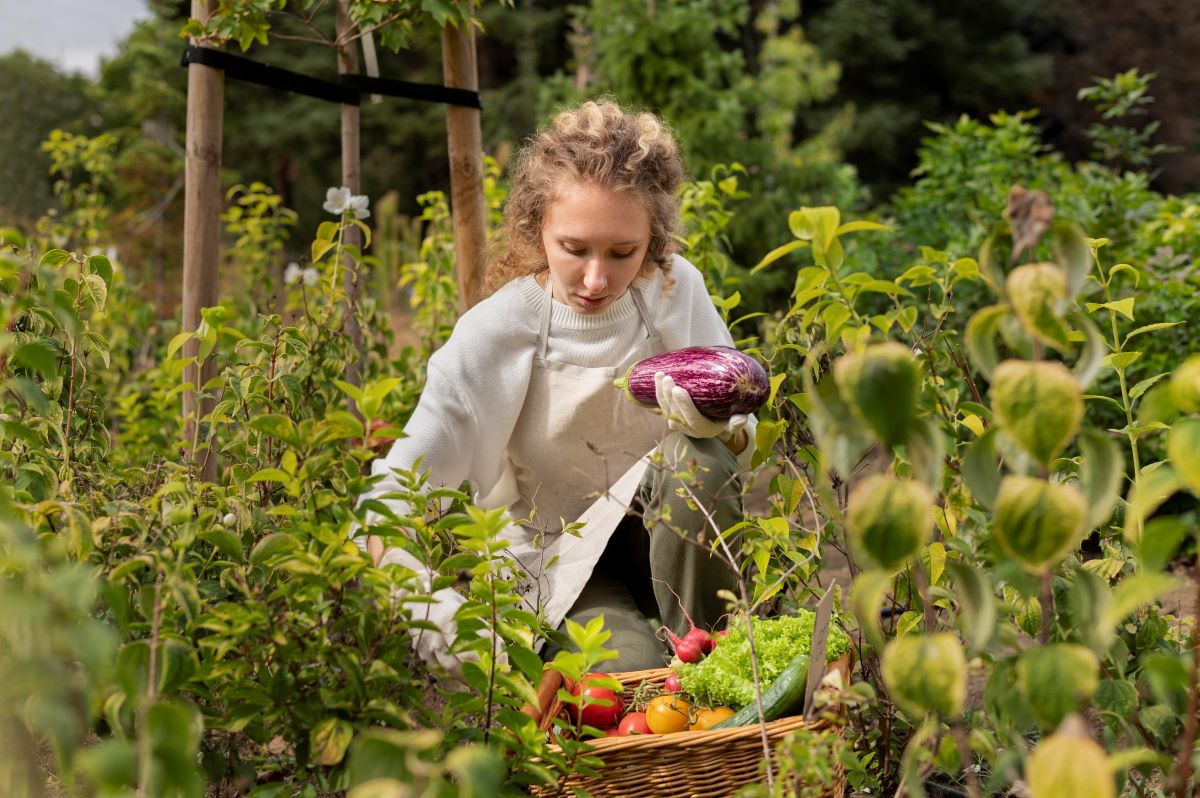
[604,727,621,737]
[674,637,703,664]
[569,673,624,729]
[663,673,682,693]
[655,579,711,664]
[702,629,727,654]
[614,346,770,419]
[617,712,652,736]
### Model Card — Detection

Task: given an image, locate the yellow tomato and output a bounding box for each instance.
[688,706,734,731]
[645,695,691,734]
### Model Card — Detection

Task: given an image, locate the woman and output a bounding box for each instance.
[358,99,754,678]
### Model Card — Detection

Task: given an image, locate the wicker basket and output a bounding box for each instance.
[523,660,849,798]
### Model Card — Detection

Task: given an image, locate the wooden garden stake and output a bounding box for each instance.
[441,7,488,311]
[335,0,364,418]
[182,0,223,483]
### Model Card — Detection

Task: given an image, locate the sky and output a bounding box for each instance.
[0,0,153,77]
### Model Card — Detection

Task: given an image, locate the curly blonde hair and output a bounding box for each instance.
[485,99,687,295]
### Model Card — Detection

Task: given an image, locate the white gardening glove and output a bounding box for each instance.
[654,371,749,442]
[379,548,509,685]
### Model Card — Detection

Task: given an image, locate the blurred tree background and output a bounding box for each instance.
[1,0,1197,316]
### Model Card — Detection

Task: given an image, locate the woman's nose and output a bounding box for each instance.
[582,260,608,294]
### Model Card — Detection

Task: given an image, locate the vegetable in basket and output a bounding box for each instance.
[673,611,852,710]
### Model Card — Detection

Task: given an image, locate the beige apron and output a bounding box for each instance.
[498,276,667,633]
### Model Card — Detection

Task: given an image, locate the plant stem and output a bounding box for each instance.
[913,556,936,634]
[1038,571,1052,645]
[952,723,982,798]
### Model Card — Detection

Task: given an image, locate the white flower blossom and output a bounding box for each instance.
[221,512,236,526]
[348,193,370,220]
[323,185,370,219]
[302,267,319,287]
[284,261,302,285]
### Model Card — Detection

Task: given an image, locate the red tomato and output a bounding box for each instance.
[617,711,652,736]
[604,727,621,737]
[569,673,624,729]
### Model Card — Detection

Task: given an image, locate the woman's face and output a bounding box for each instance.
[540,179,652,315]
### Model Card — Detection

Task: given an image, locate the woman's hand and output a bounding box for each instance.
[654,371,749,443]
[367,534,384,566]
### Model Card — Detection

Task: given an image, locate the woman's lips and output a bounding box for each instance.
[576,294,607,308]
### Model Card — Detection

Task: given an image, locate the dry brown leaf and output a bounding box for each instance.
[1004,185,1055,262]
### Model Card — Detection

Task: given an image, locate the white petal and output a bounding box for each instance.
[284,262,302,285]
[302,267,319,286]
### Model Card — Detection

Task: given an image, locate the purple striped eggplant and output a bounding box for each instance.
[614,346,770,418]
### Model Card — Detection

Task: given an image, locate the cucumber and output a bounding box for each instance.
[711,651,810,729]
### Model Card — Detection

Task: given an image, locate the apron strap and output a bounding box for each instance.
[627,278,662,344]
[536,275,554,359]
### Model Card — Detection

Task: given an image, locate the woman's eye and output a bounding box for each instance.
[612,251,635,259]
[563,246,586,257]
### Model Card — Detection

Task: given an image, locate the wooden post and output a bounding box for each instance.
[441,10,488,310]
[335,0,364,419]
[182,0,223,483]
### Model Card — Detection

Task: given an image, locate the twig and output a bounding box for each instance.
[675,476,775,792]
[1038,571,1052,645]
[1168,541,1200,797]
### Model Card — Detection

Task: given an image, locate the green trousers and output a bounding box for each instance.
[547,431,743,672]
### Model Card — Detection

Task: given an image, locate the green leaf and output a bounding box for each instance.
[88,254,113,287]
[850,569,892,650]
[311,717,354,766]
[1078,429,1124,530]
[752,239,809,273]
[964,305,1009,380]
[250,533,299,566]
[1124,465,1183,543]
[247,414,297,444]
[1129,373,1168,401]
[1136,517,1191,573]
[1103,351,1141,370]
[896,264,938,285]
[1085,297,1135,321]
[1071,312,1107,391]
[333,379,364,402]
[39,248,72,267]
[837,220,890,235]
[946,561,995,654]
[167,331,192,360]
[1104,573,1180,628]
[1107,263,1140,286]
[1053,221,1093,302]
[311,239,336,264]
[317,221,339,242]
[856,279,913,297]
[1124,321,1182,345]
[248,468,291,484]
[962,429,1001,511]
[1017,644,1099,730]
[12,341,59,378]
[977,227,1008,295]
[1167,417,1200,495]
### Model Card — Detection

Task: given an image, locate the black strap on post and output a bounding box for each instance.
[181,45,481,109]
